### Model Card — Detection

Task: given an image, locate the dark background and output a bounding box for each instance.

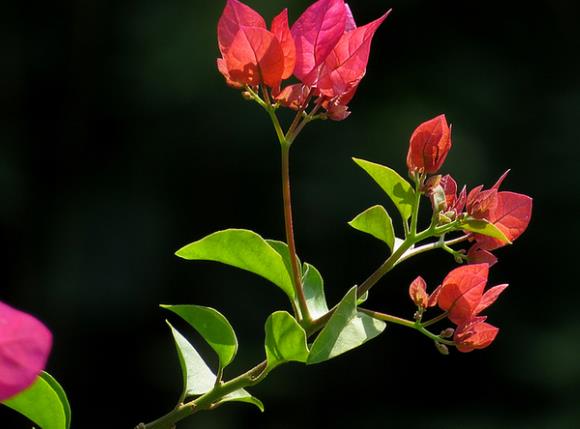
[2,0,579,427]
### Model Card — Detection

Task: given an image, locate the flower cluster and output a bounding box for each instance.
[403,115,533,353]
[407,115,532,266]
[217,0,389,120]
[409,264,507,352]
[0,301,52,400]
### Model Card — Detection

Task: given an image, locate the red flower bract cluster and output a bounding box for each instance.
[419,148,532,267]
[436,264,506,352]
[0,301,52,400]
[406,114,452,174]
[217,0,389,120]
[444,171,532,266]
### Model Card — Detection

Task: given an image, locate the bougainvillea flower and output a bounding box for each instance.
[0,301,52,400]
[290,0,389,120]
[465,170,509,219]
[291,0,348,86]
[217,0,295,88]
[436,264,508,325]
[316,12,389,99]
[406,115,452,174]
[467,245,498,267]
[467,171,532,251]
[408,276,429,309]
[454,316,499,353]
[440,174,466,215]
[273,83,311,110]
[473,191,533,251]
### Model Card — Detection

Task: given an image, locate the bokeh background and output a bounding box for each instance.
[2,0,579,427]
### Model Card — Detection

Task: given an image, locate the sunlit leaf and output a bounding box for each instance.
[348,205,395,251]
[460,218,510,243]
[219,389,264,412]
[353,158,415,221]
[166,322,262,411]
[307,286,386,364]
[265,311,309,372]
[302,263,329,319]
[2,371,70,429]
[176,229,294,300]
[167,321,215,398]
[266,239,300,281]
[162,305,238,369]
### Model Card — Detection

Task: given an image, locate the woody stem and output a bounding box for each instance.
[280,141,310,323]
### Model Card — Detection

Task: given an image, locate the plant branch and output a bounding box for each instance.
[358,308,455,346]
[280,142,310,323]
[138,361,268,429]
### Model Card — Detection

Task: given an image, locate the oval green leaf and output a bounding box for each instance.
[219,389,264,412]
[348,205,395,251]
[162,304,238,369]
[167,321,215,398]
[166,322,262,410]
[302,263,329,319]
[265,311,309,372]
[353,158,415,221]
[176,229,294,299]
[2,371,71,429]
[460,218,511,243]
[266,239,301,280]
[307,286,386,365]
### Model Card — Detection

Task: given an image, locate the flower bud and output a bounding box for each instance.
[434,342,449,355]
[439,327,455,338]
[408,276,429,309]
[406,115,452,174]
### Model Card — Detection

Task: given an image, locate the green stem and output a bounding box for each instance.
[138,361,268,429]
[358,308,455,346]
[395,233,469,265]
[421,312,449,328]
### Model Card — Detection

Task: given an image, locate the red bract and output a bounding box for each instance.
[217,0,294,89]
[440,174,466,215]
[0,301,52,400]
[290,0,388,120]
[408,276,428,308]
[317,13,389,99]
[406,115,452,174]
[271,9,296,80]
[436,264,508,325]
[454,317,499,353]
[467,245,498,267]
[291,0,348,86]
[467,171,533,251]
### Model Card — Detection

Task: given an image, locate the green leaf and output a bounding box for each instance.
[353,158,415,221]
[176,229,294,299]
[167,321,215,397]
[302,263,329,319]
[265,311,309,372]
[266,240,301,280]
[2,371,71,429]
[348,205,395,251]
[166,322,262,411]
[460,218,511,243]
[356,291,369,306]
[162,305,238,369]
[307,286,386,365]
[219,390,265,412]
